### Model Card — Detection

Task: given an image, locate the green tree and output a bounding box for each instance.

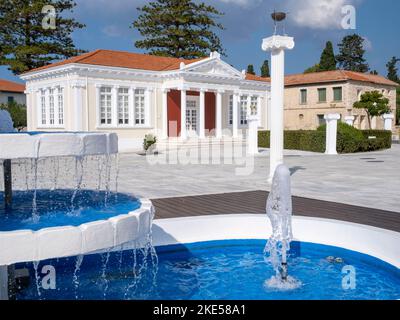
[247,64,255,75]
[386,56,400,83]
[370,70,379,75]
[353,91,390,129]
[132,0,225,59]
[336,34,369,73]
[319,41,336,71]
[260,60,270,77]
[304,64,321,74]
[0,101,27,129]
[0,0,86,75]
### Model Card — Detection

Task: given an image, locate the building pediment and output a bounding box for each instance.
[182,54,244,79]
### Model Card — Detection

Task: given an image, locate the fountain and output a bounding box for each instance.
[264,164,301,290]
[0,122,155,300]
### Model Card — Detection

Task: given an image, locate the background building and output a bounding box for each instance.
[0,79,26,105]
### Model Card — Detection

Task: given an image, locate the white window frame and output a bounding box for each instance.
[134,88,146,126]
[99,86,113,126]
[37,86,65,128]
[117,87,130,126]
[239,95,248,127]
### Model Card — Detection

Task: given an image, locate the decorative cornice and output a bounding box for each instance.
[262,35,295,52]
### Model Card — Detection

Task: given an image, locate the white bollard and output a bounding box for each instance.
[262,35,295,182]
[383,114,394,131]
[344,116,355,126]
[247,114,259,155]
[324,114,341,155]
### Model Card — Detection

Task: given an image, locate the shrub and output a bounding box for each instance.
[0,102,27,129]
[143,134,157,151]
[258,123,392,154]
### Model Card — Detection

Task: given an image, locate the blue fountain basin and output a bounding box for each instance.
[15,240,400,300]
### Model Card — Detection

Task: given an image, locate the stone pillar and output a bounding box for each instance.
[180,89,187,140]
[232,92,239,138]
[247,114,259,155]
[344,116,355,126]
[161,89,169,139]
[216,90,223,139]
[324,114,341,155]
[72,82,86,131]
[262,35,295,182]
[199,89,206,139]
[383,114,394,131]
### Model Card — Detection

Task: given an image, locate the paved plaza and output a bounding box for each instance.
[117,144,400,213]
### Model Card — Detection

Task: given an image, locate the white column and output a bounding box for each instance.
[180,88,187,140]
[162,89,169,139]
[216,90,223,138]
[95,85,101,127]
[344,116,355,126]
[247,112,259,155]
[257,95,262,127]
[383,114,394,131]
[145,88,152,127]
[232,92,239,138]
[129,87,135,126]
[72,82,86,131]
[324,113,341,155]
[262,35,295,182]
[112,86,118,127]
[199,89,206,139]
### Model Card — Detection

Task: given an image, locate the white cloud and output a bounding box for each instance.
[102,25,123,37]
[362,36,372,51]
[217,0,262,7]
[286,0,357,30]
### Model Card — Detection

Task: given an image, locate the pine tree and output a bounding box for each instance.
[132,0,225,59]
[336,34,369,73]
[260,60,270,77]
[247,64,255,75]
[304,64,321,74]
[386,56,400,83]
[319,41,336,71]
[0,0,85,75]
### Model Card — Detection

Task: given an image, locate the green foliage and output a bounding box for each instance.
[0,0,86,75]
[246,64,255,75]
[258,123,392,154]
[370,70,379,75]
[304,64,321,74]
[143,134,157,151]
[319,41,336,71]
[258,130,325,153]
[260,60,270,78]
[353,91,390,128]
[386,56,400,83]
[336,34,369,73]
[132,0,225,59]
[0,101,27,129]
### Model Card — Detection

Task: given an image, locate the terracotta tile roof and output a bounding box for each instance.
[24,49,207,73]
[284,70,399,87]
[245,73,270,82]
[0,79,25,93]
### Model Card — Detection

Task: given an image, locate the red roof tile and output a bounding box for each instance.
[24,49,206,73]
[0,79,25,93]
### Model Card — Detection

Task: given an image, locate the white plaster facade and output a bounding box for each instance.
[21,51,271,151]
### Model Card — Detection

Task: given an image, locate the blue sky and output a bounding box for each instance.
[1,0,399,83]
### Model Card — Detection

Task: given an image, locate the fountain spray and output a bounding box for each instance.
[264,164,294,283]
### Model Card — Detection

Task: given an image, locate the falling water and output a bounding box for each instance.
[33,261,41,297]
[72,255,84,299]
[264,164,301,290]
[100,249,111,299]
[69,156,84,215]
[31,159,39,224]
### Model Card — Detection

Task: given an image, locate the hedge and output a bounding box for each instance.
[258,123,392,154]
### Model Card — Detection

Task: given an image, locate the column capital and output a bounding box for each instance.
[262,35,295,52]
[162,88,171,93]
[324,113,341,121]
[71,81,86,89]
[216,89,225,94]
[179,85,190,92]
[199,88,207,93]
[383,113,394,120]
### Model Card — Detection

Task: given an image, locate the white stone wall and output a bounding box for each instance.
[0,92,26,105]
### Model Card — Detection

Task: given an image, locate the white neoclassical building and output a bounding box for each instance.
[21,50,271,151]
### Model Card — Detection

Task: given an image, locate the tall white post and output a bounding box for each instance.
[344,115,355,126]
[232,92,239,138]
[180,88,187,140]
[383,114,394,131]
[162,89,169,139]
[262,35,295,182]
[247,107,259,155]
[216,90,223,139]
[324,113,341,155]
[199,89,206,139]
